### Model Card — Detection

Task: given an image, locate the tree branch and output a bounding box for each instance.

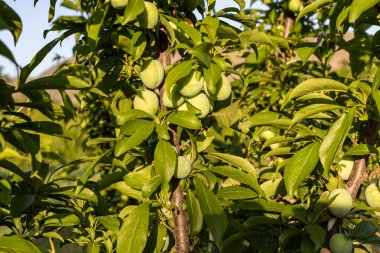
[158,47,190,253]
[346,120,379,197]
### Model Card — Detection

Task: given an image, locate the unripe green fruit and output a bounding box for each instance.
[110,0,128,9]
[177,71,205,97]
[178,93,211,118]
[175,156,192,179]
[329,234,352,253]
[337,156,354,181]
[184,0,199,11]
[137,2,159,29]
[163,85,184,108]
[140,60,164,89]
[288,0,301,12]
[261,130,275,140]
[204,75,232,101]
[133,90,159,115]
[328,189,352,217]
[365,183,380,208]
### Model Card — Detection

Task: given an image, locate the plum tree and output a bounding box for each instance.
[175,156,192,179]
[163,85,185,108]
[204,75,232,101]
[179,93,211,118]
[133,90,159,115]
[365,183,380,208]
[110,0,128,9]
[337,156,354,181]
[137,2,159,29]
[177,71,205,97]
[328,189,353,217]
[329,234,352,253]
[139,60,165,89]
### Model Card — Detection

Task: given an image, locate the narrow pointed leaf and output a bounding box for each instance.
[195,179,227,250]
[285,142,321,198]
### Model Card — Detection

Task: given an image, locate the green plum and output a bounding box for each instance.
[133,90,159,115]
[137,2,159,29]
[328,188,352,217]
[140,60,164,89]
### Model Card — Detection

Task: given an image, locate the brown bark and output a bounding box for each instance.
[158,49,190,253]
[346,120,379,198]
[171,179,190,253]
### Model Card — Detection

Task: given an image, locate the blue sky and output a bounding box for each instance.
[0,0,255,78]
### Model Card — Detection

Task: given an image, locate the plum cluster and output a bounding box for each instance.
[133,60,232,119]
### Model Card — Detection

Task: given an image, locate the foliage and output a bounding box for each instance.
[0,0,380,252]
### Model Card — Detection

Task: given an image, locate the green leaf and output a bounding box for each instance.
[284,142,321,198]
[166,111,202,129]
[217,185,258,200]
[236,199,284,212]
[195,178,227,250]
[122,0,145,25]
[114,182,145,201]
[142,175,162,198]
[0,236,41,253]
[86,3,109,50]
[164,60,196,97]
[287,78,349,102]
[125,165,152,190]
[291,104,343,126]
[12,121,67,138]
[305,224,325,250]
[131,31,147,61]
[44,213,80,227]
[10,194,35,217]
[115,121,154,156]
[319,108,355,171]
[18,75,90,91]
[213,101,243,128]
[207,152,257,175]
[209,166,264,197]
[0,39,17,65]
[348,0,378,23]
[187,189,203,235]
[239,30,279,52]
[0,160,28,180]
[80,150,111,187]
[373,90,380,116]
[345,144,379,156]
[154,139,177,184]
[116,109,152,125]
[281,204,307,223]
[117,203,149,253]
[48,0,58,22]
[351,220,378,240]
[120,119,152,135]
[177,21,202,46]
[296,36,322,65]
[0,1,22,44]
[18,29,78,87]
[296,0,333,23]
[203,63,221,94]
